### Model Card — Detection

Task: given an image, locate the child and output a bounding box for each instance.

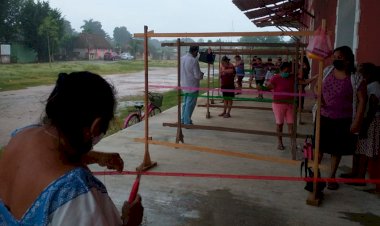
[234,55,245,94]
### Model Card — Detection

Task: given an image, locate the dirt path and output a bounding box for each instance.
[0,67,178,147]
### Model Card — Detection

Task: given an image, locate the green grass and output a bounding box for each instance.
[0,60,177,91]
[0,59,216,138]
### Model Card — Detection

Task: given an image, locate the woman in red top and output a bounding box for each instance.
[219,56,236,118]
[263,62,295,150]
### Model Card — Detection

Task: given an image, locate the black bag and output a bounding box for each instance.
[199,50,215,64]
[302,167,326,193]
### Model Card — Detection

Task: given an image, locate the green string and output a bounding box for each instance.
[180,93,294,104]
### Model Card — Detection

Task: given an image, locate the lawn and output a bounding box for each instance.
[0,60,219,139]
[0,60,177,91]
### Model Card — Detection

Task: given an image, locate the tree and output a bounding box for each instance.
[0,0,25,42]
[239,36,285,43]
[19,0,64,62]
[38,14,59,63]
[113,26,132,52]
[59,20,77,59]
[81,19,107,38]
[129,38,143,58]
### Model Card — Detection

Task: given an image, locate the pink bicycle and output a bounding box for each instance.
[123,92,163,128]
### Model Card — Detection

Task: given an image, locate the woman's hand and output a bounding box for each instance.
[98,152,124,172]
[350,121,361,134]
[83,151,124,172]
[121,195,144,226]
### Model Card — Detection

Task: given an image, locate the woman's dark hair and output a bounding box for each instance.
[189,46,199,53]
[358,63,377,83]
[333,46,356,74]
[280,62,292,71]
[376,66,380,82]
[44,71,116,158]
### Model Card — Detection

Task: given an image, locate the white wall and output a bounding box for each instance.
[335,0,357,49]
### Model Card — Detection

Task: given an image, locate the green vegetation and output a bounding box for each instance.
[0,60,176,91]
[0,59,217,138]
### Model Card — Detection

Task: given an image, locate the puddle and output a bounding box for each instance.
[340,212,380,226]
[143,189,285,226]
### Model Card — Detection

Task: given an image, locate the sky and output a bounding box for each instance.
[47,0,281,41]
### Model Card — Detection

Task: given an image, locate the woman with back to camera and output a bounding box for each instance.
[0,71,143,225]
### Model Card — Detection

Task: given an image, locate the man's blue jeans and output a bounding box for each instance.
[181,92,198,125]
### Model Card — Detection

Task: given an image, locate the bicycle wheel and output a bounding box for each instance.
[123,114,141,128]
[149,107,162,117]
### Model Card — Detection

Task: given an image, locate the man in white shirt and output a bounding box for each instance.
[180,46,204,125]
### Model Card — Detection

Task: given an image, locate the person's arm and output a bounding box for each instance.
[82,151,124,172]
[367,94,379,121]
[351,83,367,133]
[299,74,318,85]
[192,59,203,80]
[223,65,235,74]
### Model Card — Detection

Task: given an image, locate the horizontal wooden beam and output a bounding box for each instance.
[133,137,299,165]
[161,42,307,48]
[211,49,300,55]
[198,104,273,111]
[134,30,314,38]
[162,122,309,138]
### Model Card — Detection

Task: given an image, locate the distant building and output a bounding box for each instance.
[73,33,112,60]
[0,44,11,64]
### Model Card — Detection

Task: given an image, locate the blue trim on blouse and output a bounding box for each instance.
[0,167,107,226]
[10,124,41,138]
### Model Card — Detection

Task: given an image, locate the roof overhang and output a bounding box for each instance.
[232,0,313,30]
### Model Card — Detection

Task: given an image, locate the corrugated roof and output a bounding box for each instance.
[232,0,283,11]
[232,0,309,29]
[244,0,304,19]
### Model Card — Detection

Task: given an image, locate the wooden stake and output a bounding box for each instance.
[137,25,157,172]
[206,63,211,118]
[298,46,305,125]
[176,38,184,144]
[306,19,326,206]
[291,40,300,160]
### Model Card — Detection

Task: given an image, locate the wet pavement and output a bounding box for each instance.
[0,67,178,147]
[91,90,380,226]
[2,68,380,225]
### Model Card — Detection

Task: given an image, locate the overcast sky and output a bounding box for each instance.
[47,0,280,40]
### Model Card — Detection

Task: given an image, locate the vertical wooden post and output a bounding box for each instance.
[206,62,211,118]
[136,25,157,171]
[298,46,305,125]
[176,38,184,143]
[211,62,215,104]
[218,46,222,98]
[291,40,300,160]
[307,19,326,206]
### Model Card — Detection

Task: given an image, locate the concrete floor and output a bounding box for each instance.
[91,92,380,226]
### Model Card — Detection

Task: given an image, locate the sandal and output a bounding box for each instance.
[218,113,225,117]
[327,182,340,190]
[277,144,285,150]
[223,113,231,118]
[340,172,356,178]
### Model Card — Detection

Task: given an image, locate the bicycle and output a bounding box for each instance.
[123,92,163,128]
